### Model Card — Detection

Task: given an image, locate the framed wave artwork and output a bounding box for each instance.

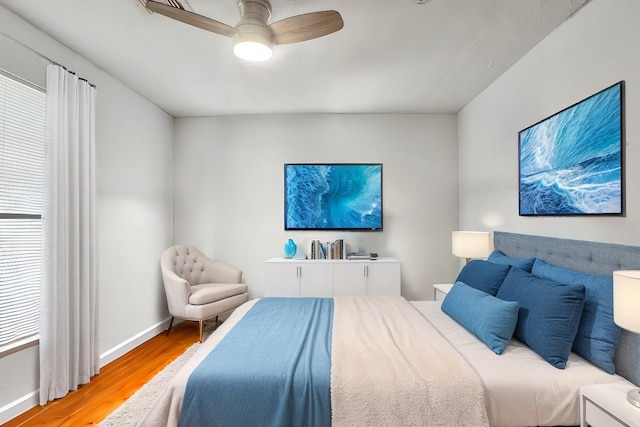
[519,81,625,216]
[284,163,383,231]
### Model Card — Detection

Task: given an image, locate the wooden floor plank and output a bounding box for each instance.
[1,321,199,427]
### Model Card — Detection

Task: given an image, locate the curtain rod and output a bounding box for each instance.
[50,62,97,88]
[1,30,96,88]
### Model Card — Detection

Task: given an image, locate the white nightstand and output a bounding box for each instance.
[433,283,454,302]
[580,381,640,427]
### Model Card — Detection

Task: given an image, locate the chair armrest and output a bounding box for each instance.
[161,269,192,317]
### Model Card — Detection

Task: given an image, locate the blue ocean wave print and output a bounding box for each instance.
[519,83,622,215]
[285,165,382,229]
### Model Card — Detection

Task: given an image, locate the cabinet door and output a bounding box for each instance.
[264,263,300,297]
[333,263,367,296]
[299,263,333,297]
[366,262,401,296]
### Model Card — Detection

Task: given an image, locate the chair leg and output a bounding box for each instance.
[199,320,204,343]
[166,316,174,336]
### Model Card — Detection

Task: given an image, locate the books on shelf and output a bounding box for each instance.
[309,239,347,260]
[305,239,378,260]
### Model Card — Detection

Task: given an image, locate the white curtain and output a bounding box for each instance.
[39,64,99,405]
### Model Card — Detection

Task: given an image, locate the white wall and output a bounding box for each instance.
[174,114,459,301]
[0,6,174,422]
[457,0,640,246]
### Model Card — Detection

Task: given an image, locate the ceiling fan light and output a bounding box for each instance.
[233,25,273,61]
[234,40,273,61]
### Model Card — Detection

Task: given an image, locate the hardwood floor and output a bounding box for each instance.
[2,321,200,427]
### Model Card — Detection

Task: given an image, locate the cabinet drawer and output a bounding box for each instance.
[585,399,627,427]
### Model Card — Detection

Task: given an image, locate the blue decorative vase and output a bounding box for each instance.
[284,239,297,258]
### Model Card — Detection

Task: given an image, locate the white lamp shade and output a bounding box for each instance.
[452,231,491,259]
[613,270,640,334]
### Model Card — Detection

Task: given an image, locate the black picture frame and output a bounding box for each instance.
[518,81,625,216]
[284,163,383,231]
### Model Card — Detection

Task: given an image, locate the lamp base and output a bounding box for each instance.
[628,388,640,408]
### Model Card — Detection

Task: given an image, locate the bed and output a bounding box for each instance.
[141,231,640,426]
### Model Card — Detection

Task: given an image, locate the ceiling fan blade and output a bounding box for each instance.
[269,11,344,45]
[145,0,236,38]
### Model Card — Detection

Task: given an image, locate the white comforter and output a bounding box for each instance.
[332,296,488,426]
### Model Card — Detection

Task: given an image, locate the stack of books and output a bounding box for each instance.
[309,239,348,260]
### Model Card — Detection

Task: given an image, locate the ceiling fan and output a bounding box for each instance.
[145,0,344,61]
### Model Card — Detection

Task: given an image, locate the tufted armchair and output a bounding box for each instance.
[161,245,249,342]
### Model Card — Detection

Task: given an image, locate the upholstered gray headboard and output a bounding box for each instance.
[493,231,640,386]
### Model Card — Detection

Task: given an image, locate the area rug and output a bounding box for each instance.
[98,342,199,426]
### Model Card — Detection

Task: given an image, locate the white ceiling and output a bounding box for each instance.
[0,0,590,117]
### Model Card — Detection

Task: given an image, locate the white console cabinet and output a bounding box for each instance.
[264,257,400,297]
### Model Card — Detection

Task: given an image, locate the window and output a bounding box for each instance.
[0,69,45,353]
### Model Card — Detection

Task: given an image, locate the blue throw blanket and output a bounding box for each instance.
[179,298,334,427]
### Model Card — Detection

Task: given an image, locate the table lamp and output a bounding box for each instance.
[613,270,640,408]
[451,231,491,263]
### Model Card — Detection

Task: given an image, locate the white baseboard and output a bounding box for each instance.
[0,391,39,425]
[0,317,172,424]
[99,317,173,367]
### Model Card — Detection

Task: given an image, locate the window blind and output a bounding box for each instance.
[0,70,45,349]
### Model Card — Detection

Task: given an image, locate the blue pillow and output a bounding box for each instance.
[532,259,621,374]
[442,282,519,354]
[488,250,536,273]
[455,260,511,296]
[496,268,586,369]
